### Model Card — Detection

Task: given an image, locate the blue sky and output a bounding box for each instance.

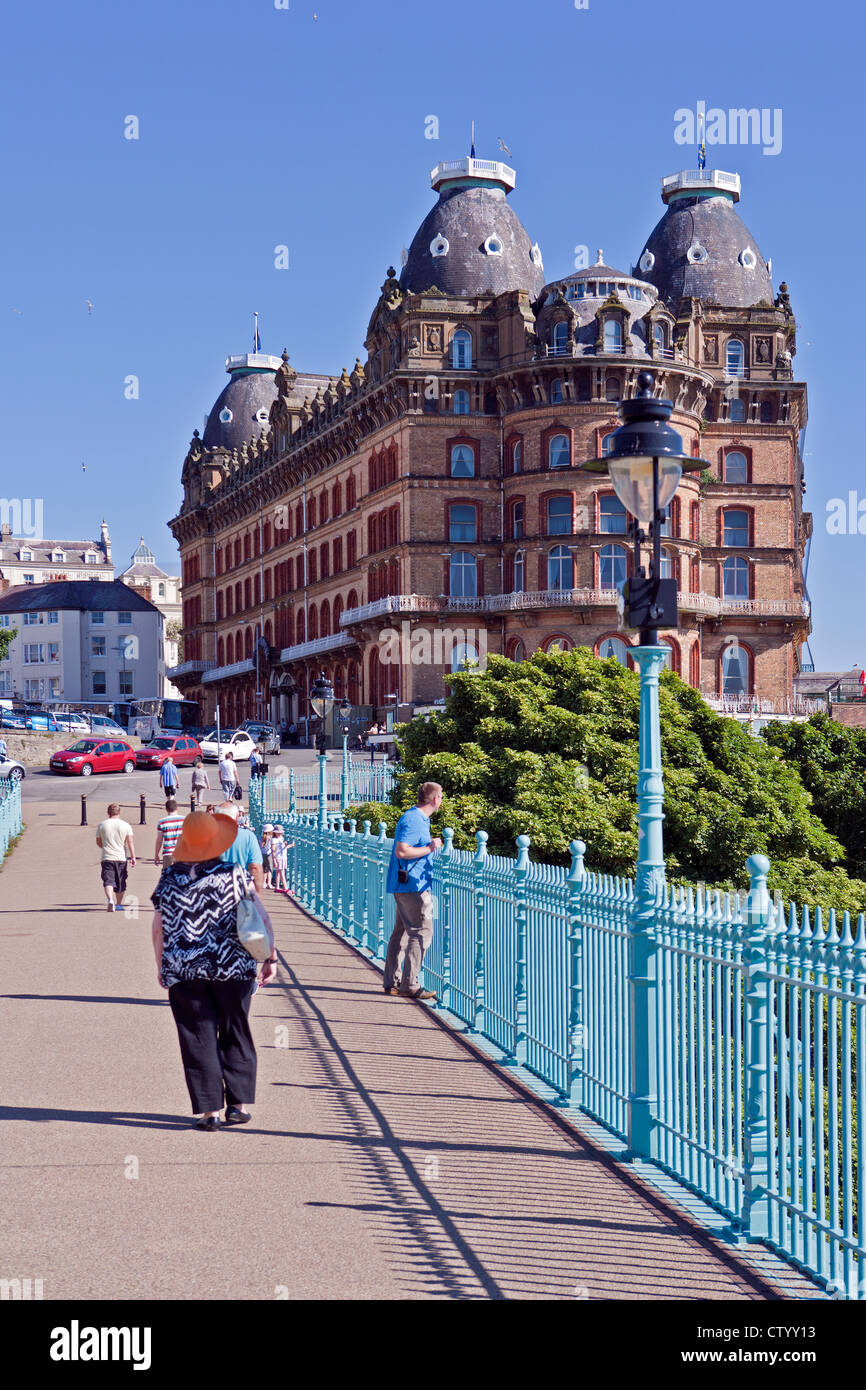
[1,0,862,670]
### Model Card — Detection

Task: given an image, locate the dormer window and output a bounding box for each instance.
[483,234,503,256]
[85,552,98,564]
[255,408,269,424]
[639,249,655,273]
[653,324,666,352]
[603,318,623,351]
[19,549,32,562]
[451,330,472,369]
[219,407,233,424]
[739,247,757,269]
[530,243,543,267]
[430,234,449,258]
[552,321,569,355]
[51,551,65,563]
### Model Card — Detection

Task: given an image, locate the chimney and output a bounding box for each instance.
[100,519,112,564]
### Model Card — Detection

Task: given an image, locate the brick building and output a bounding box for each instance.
[168,155,811,730]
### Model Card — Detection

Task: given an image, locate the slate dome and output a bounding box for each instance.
[202,354,282,452]
[635,170,773,309]
[400,157,545,300]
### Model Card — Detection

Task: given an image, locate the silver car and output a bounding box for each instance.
[0,757,25,782]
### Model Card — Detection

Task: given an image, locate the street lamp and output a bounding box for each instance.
[338,697,352,808]
[310,670,335,829]
[580,369,708,1161]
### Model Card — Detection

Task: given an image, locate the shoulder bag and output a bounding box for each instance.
[232,867,273,962]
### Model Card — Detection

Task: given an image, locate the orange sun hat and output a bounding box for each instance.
[171,811,238,864]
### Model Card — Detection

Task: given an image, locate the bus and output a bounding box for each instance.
[110,698,201,741]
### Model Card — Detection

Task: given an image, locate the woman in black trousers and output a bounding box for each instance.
[151,811,277,1130]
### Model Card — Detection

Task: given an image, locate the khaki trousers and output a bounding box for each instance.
[384,891,434,992]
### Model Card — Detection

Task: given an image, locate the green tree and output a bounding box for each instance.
[363,649,866,913]
[0,626,16,664]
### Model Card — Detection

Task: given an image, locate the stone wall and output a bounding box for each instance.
[3,732,143,765]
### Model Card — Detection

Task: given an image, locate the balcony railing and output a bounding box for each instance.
[339,592,811,625]
[279,631,354,663]
[341,595,442,626]
[704,694,824,716]
[661,169,741,200]
[201,657,255,684]
[167,659,215,679]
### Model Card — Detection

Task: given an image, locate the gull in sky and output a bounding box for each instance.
[86,300,93,314]
[498,137,512,157]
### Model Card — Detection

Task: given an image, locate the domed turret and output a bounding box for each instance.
[635,169,773,309]
[400,156,545,299]
[202,353,283,452]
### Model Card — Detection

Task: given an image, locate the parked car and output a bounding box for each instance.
[52,713,91,734]
[85,714,128,737]
[0,757,25,782]
[26,712,61,732]
[49,739,138,776]
[0,712,27,730]
[135,735,202,770]
[198,728,257,762]
[239,721,281,754]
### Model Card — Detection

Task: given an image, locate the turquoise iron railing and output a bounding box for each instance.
[249,772,865,1299]
[251,760,396,819]
[0,777,23,865]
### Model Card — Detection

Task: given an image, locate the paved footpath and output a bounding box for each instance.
[0,799,821,1300]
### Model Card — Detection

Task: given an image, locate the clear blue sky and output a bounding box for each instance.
[1,0,861,670]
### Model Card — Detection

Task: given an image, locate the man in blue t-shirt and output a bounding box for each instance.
[383,781,444,1001]
[217,800,264,893]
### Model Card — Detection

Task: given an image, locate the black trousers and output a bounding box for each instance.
[168,978,257,1113]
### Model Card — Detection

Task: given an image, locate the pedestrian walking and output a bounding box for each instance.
[219,749,238,799]
[160,757,179,797]
[191,756,210,808]
[382,781,443,1000]
[367,722,380,765]
[217,800,264,893]
[154,799,185,867]
[151,811,277,1130]
[288,721,297,747]
[280,718,288,747]
[270,824,295,895]
[95,801,136,912]
[249,745,262,780]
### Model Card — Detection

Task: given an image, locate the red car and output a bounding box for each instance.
[135,735,202,770]
[50,738,138,777]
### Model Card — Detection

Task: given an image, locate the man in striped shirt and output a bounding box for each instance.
[154,800,185,867]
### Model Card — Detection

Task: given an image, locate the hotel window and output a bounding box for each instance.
[453,389,470,415]
[47,610,58,624]
[653,323,666,352]
[723,556,749,598]
[659,550,674,580]
[450,444,475,478]
[510,500,524,540]
[85,552,99,564]
[512,551,525,592]
[451,641,480,672]
[451,330,472,369]
[600,544,627,591]
[23,612,41,625]
[723,510,750,546]
[118,611,132,625]
[449,553,477,597]
[729,397,745,422]
[760,400,774,423]
[552,321,568,354]
[547,545,573,591]
[550,379,563,404]
[25,679,45,701]
[599,495,627,534]
[601,433,615,456]
[603,319,623,351]
[726,339,745,376]
[722,644,750,695]
[449,504,477,543]
[24,644,45,663]
[20,549,33,562]
[91,611,104,625]
[548,434,570,469]
[48,643,59,663]
[547,496,572,536]
[724,451,748,484]
[119,671,133,696]
[23,574,34,583]
[92,636,106,657]
[512,439,522,473]
[92,671,107,695]
[598,637,629,666]
[49,678,60,698]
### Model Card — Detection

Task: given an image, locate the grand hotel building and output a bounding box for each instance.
[168,154,811,730]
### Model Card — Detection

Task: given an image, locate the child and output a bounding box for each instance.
[271,824,295,895]
[260,824,275,889]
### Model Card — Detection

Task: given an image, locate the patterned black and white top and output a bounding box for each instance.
[151,860,257,988]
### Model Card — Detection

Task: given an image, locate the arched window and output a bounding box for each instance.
[216,591,224,621]
[333,594,344,628]
[506,637,526,662]
[548,434,570,469]
[512,550,525,592]
[600,543,627,591]
[449,503,477,542]
[603,318,623,351]
[597,636,629,666]
[510,500,524,539]
[450,444,475,477]
[243,534,251,562]
[449,553,477,596]
[320,600,331,637]
[722,556,749,598]
[724,451,748,484]
[547,496,572,535]
[512,439,522,473]
[263,522,271,551]
[722,643,751,695]
[296,609,306,644]
[158,582,165,598]
[723,509,750,546]
[225,633,234,664]
[308,605,319,641]
[659,549,674,579]
[601,432,615,456]
[451,640,479,671]
[332,481,342,515]
[605,376,621,402]
[726,338,745,376]
[453,389,470,415]
[653,323,666,352]
[599,495,627,534]
[550,379,563,404]
[544,635,572,653]
[689,642,701,689]
[217,637,225,666]
[245,627,253,658]
[663,636,681,675]
[234,538,241,567]
[452,330,472,369]
[547,545,573,591]
[729,397,746,422]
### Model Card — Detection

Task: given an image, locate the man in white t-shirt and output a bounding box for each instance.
[96,802,136,912]
[219,749,238,799]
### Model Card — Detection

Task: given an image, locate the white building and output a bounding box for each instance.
[0,580,164,704]
[0,520,114,587]
[118,539,182,698]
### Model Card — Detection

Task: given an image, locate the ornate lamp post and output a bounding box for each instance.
[581,369,707,1158]
[310,671,335,829]
[338,697,352,808]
